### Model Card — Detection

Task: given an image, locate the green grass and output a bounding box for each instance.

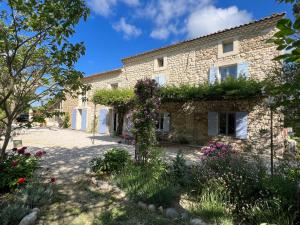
[186,180,234,225]
[113,163,178,207]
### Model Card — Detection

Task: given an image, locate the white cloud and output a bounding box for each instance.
[150,28,170,40]
[87,0,117,17]
[113,17,142,39]
[186,6,252,38]
[121,0,139,6]
[88,0,139,16]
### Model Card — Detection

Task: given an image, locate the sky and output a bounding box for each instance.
[72,0,293,77]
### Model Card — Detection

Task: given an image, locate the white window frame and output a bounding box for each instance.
[154,56,167,71]
[218,38,239,58]
[219,64,238,81]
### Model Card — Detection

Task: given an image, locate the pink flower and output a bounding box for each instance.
[17,148,25,155]
[24,152,31,157]
[35,150,46,158]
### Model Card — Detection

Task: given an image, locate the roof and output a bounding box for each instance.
[122,13,285,62]
[83,68,122,81]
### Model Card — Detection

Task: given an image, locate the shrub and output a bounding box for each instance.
[0,203,30,225]
[201,142,231,157]
[0,147,40,192]
[89,148,131,174]
[20,180,55,208]
[169,152,191,189]
[62,114,70,128]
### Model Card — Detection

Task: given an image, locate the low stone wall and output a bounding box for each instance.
[160,100,285,155]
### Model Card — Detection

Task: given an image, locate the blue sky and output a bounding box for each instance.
[72,0,293,76]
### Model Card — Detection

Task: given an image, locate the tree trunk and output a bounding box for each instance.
[116,108,125,136]
[0,121,12,161]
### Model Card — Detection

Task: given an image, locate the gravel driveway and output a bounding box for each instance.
[2,128,202,183]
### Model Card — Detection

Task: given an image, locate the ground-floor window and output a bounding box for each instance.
[156,112,170,132]
[219,112,236,136]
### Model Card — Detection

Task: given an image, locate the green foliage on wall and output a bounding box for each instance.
[159,77,264,102]
[92,89,134,107]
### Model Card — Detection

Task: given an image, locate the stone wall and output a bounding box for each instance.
[122,18,280,86]
[160,100,285,155]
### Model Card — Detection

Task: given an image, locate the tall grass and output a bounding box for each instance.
[113,162,178,207]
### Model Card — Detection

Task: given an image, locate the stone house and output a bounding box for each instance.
[61,13,286,153]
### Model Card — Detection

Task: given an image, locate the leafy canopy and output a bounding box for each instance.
[92,89,134,108]
[269,0,300,62]
[159,77,264,102]
[0,0,89,156]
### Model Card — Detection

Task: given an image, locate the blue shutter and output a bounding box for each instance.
[155,75,166,86]
[71,109,77,130]
[237,62,249,78]
[209,67,218,84]
[163,113,170,132]
[81,109,88,131]
[99,109,109,134]
[208,112,218,136]
[236,112,248,139]
[159,75,166,86]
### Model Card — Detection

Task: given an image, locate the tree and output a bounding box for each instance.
[0,0,89,160]
[271,0,300,62]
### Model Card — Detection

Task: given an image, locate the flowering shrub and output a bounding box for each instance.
[90,148,131,174]
[132,78,161,163]
[201,142,231,157]
[0,147,43,192]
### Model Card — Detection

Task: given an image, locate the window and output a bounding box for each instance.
[219,112,236,136]
[219,65,237,81]
[111,83,118,89]
[156,113,164,131]
[222,41,234,53]
[157,57,164,67]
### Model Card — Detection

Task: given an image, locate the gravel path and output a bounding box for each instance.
[3,128,202,184]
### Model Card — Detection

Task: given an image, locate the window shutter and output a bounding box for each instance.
[159,75,166,86]
[209,67,218,84]
[72,109,77,129]
[208,112,218,136]
[155,75,166,86]
[237,62,249,78]
[163,113,170,132]
[81,108,88,131]
[236,112,248,139]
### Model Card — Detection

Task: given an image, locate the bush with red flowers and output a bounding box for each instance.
[0,147,43,192]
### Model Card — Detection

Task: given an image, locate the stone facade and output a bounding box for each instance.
[160,100,285,155]
[61,13,286,153]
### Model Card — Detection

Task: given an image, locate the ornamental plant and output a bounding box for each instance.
[132,79,161,163]
[0,147,43,192]
[201,142,232,157]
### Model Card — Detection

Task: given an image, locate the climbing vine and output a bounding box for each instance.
[132,79,161,163]
[93,89,134,135]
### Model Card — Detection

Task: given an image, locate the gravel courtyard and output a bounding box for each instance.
[3,128,202,184]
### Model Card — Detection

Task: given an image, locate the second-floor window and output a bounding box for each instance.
[157,57,164,67]
[222,40,234,53]
[219,65,237,81]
